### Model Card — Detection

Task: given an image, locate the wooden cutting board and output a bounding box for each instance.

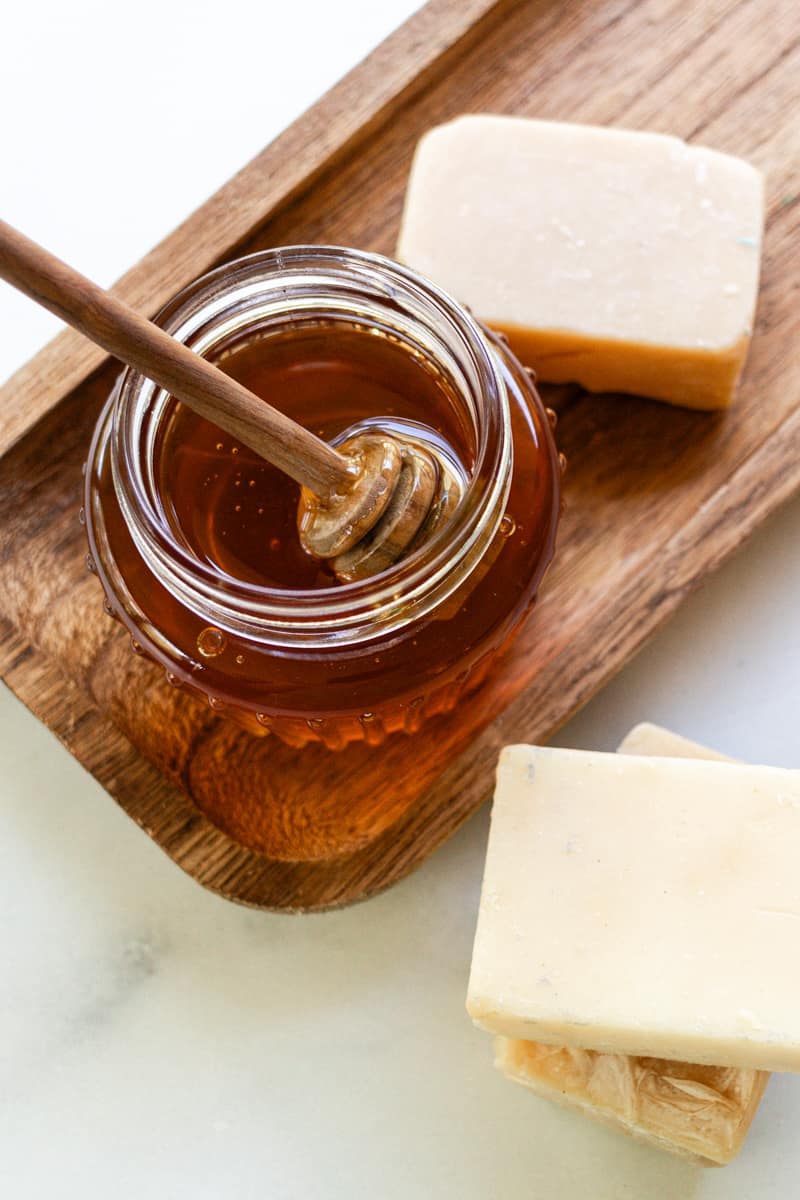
[1,0,798,910]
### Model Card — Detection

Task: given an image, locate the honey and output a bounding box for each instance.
[158,325,472,591]
[85,247,560,747]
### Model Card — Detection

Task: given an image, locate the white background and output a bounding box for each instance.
[2,3,800,1197]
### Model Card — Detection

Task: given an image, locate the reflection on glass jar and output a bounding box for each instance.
[84,247,560,748]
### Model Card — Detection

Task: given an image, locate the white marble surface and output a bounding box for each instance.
[2,3,800,1196]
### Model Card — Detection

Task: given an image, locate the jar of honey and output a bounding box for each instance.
[84,247,560,748]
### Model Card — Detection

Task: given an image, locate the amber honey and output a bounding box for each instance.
[158,324,473,592]
[85,247,560,748]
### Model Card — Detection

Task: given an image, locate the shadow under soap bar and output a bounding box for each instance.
[397,116,764,409]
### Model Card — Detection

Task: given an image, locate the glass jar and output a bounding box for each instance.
[84,247,561,749]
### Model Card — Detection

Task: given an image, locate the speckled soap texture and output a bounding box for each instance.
[397,116,764,408]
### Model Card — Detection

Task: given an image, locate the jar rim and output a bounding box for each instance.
[111,245,513,645]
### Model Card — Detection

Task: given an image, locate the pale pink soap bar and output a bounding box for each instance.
[397,116,765,408]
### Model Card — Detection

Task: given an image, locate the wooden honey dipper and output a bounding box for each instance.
[0,220,462,582]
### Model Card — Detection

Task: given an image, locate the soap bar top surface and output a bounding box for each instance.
[398,115,763,351]
[467,746,800,1072]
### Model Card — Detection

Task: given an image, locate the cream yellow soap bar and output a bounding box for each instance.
[494,723,769,1166]
[494,1036,768,1167]
[467,746,800,1072]
[397,116,764,408]
[616,721,731,762]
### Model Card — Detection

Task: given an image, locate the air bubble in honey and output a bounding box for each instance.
[197,626,226,658]
[500,514,516,538]
[359,711,386,746]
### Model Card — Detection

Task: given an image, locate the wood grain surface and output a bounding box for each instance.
[0,221,353,494]
[0,0,798,910]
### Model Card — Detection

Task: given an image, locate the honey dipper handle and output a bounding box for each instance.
[0,219,353,496]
